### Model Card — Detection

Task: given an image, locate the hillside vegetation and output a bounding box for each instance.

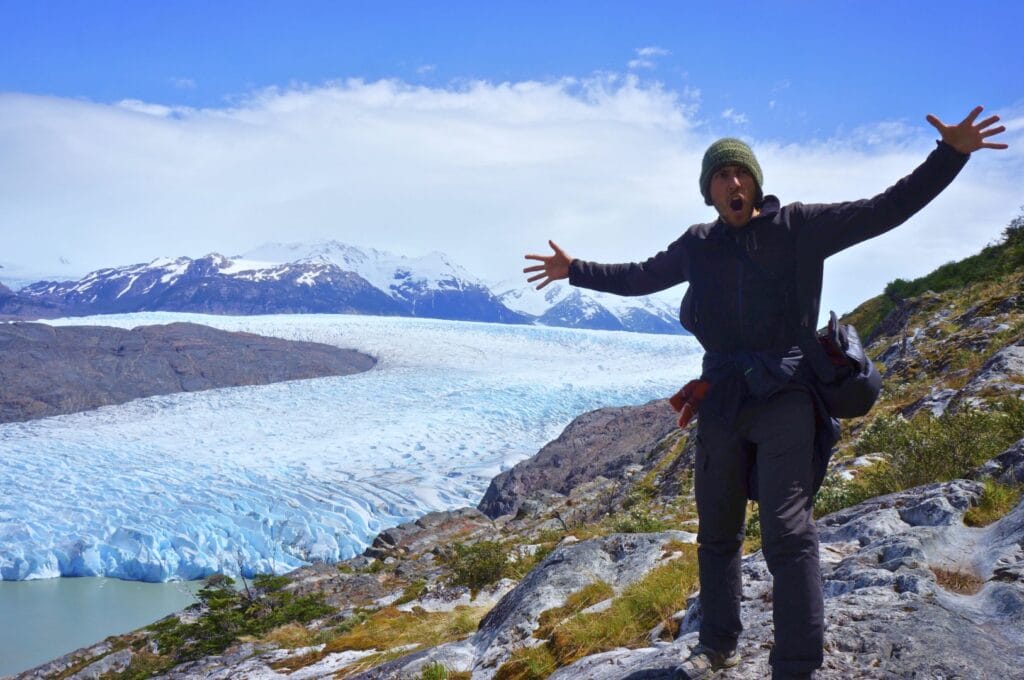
[845,206,1024,341]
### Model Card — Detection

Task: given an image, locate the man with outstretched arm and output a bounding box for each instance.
[523,107,1007,680]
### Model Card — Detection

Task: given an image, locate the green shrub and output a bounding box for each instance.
[394,579,428,605]
[742,502,762,554]
[446,541,509,592]
[813,473,873,518]
[853,399,1024,497]
[884,208,1024,301]
[506,543,555,580]
[612,508,669,533]
[148,573,335,663]
[841,294,896,343]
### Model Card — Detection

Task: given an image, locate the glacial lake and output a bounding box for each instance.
[0,577,200,676]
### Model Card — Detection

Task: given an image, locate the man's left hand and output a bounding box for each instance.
[927,105,1008,154]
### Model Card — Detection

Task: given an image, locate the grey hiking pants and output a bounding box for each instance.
[695,386,824,678]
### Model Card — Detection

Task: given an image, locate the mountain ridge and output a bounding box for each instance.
[3,242,686,334]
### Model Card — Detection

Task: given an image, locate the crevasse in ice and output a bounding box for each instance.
[0,313,700,581]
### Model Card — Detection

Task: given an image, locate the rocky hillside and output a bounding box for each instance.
[0,322,375,423]
[12,213,1024,679]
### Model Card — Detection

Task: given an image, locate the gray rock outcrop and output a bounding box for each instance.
[0,321,375,423]
[547,445,1024,679]
[958,340,1024,399]
[477,399,679,518]
[353,531,698,679]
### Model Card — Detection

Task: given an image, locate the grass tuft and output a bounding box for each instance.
[494,645,560,680]
[534,581,615,639]
[262,622,317,648]
[964,479,1024,527]
[420,661,471,679]
[548,545,698,666]
[324,605,488,655]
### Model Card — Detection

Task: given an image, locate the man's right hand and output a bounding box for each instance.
[523,240,572,290]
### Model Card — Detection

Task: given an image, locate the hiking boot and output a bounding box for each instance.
[673,643,742,679]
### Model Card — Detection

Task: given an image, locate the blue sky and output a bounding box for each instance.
[2,1,1022,315]
[5,2,1022,142]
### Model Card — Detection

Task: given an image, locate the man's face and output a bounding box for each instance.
[709,164,759,228]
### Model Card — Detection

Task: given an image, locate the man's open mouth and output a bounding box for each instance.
[729,197,744,212]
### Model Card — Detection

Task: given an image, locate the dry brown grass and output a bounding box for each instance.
[261,621,317,648]
[931,566,984,595]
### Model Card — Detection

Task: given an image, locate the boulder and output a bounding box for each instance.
[477,400,679,518]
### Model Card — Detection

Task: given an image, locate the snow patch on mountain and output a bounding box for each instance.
[496,280,685,334]
[242,241,480,299]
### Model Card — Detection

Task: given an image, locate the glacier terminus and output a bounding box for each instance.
[0,313,701,582]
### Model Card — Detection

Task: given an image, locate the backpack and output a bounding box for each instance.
[813,311,882,418]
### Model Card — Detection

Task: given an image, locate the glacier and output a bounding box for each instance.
[0,313,702,582]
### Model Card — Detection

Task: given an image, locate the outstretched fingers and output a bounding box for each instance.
[926,106,1008,154]
[523,239,571,289]
[964,105,984,125]
[976,115,1001,130]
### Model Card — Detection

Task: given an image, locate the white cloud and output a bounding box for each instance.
[1,81,1021,321]
[722,108,749,125]
[636,46,670,57]
[415,64,436,75]
[629,46,670,70]
[170,77,197,90]
[628,58,655,70]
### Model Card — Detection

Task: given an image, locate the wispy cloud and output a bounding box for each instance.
[1,80,1020,318]
[636,46,670,57]
[628,46,670,70]
[170,77,197,90]
[415,64,436,75]
[722,108,749,125]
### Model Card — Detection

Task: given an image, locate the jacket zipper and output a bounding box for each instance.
[736,256,744,341]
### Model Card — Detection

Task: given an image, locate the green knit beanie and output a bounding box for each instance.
[699,137,764,206]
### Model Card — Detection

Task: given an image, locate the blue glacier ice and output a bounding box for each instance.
[0,313,702,581]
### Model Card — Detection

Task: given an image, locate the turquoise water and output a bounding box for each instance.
[0,577,199,677]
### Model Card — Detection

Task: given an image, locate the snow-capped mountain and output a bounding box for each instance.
[241,241,528,323]
[11,242,686,334]
[18,253,407,317]
[495,281,687,335]
[15,243,532,325]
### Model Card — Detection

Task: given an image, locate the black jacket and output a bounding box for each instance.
[569,141,969,355]
[569,141,969,497]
